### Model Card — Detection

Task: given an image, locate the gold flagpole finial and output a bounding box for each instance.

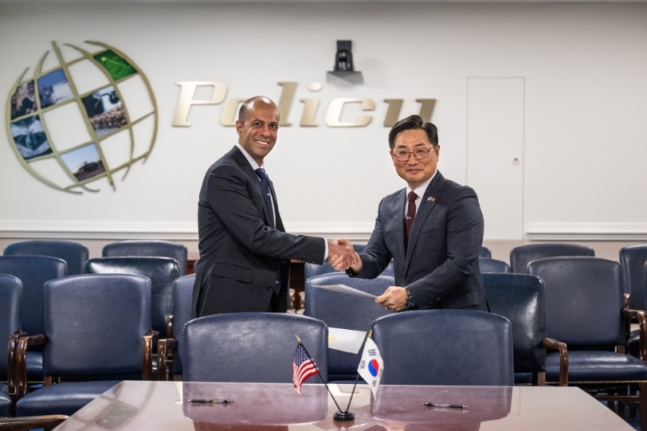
[368,330,373,338]
[295,334,302,343]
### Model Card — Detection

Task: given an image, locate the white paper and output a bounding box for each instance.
[328,327,367,354]
[318,284,377,299]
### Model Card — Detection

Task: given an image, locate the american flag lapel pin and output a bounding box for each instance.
[428,196,436,202]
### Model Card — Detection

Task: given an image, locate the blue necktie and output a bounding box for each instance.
[255,168,281,294]
[255,168,275,228]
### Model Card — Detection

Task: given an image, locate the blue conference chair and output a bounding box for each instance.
[182,313,328,383]
[479,257,511,273]
[103,240,189,276]
[482,273,567,386]
[0,256,67,383]
[509,243,594,274]
[528,257,647,425]
[619,245,647,357]
[305,273,394,381]
[85,257,179,343]
[480,246,492,258]
[0,274,21,417]
[157,274,195,381]
[3,240,88,276]
[14,274,155,416]
[372,310,514,386]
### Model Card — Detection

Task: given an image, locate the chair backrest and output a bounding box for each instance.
[102,240,188,276]
[479,257,511,273]
[619,245,647,310]
[482,273,546,374]
[305,259,394,280]
[43,274,151,379]
[304,262,335,280]
[0,256,67,335]
[510,243,595,274]
[4,240,89,276]
[372,310,514,386]
[480,246,492,258]
[0,274,21,380]
[85,257,179,335]
[527,257,624,349]
[171,274,195,375]
[305,274,394,379]
[182,313,328,383]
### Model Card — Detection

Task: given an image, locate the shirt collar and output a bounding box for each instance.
[406,169,437,198]
[236,143,264,171]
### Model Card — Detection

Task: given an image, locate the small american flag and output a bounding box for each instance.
[293,343,318,395]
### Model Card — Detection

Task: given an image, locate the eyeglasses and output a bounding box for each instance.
[392,147,434,162]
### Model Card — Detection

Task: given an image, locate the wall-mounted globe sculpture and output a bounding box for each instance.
[5,41,158,194]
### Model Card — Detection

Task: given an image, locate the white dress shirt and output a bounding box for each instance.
[404,169,438,218]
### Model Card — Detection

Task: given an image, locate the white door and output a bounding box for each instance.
[466,77,524,240]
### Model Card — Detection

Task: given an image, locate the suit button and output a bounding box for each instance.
[267,286,273,291]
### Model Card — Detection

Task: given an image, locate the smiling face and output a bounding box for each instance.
[390,129,440,190]
[236,100,280,166]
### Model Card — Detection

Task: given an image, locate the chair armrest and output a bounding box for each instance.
[142,330,159,381]
[157,338,178,381]
[543,337,569,386]
[166,314,174,339]
[6,331,26,398]
[0,414,68,430]
[622,307,647,362]
[12,334,46,399]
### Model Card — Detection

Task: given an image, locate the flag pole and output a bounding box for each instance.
[295,335,353,420]
[344,329,371,413]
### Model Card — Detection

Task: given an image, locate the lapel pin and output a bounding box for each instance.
[428,196,436,202]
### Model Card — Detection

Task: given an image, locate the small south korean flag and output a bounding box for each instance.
[357,337,383,396]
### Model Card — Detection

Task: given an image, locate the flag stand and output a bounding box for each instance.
[295,335,355,422]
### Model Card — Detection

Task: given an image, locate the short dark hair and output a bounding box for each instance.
[238,96,278,123]
[388,115,438,150]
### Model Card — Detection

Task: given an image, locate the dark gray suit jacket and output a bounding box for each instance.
[353,171,487,310]
[192,146,325,317]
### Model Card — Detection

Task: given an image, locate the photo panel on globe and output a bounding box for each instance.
[10,114,53,160]
[10,80,37,120]
[37,69,73,109]
[81,86,128,138]
[93,50,137,82]
[60,143,105,182]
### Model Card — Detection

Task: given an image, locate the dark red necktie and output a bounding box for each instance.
[405,191,417,249]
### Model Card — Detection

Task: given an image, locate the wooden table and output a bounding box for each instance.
[52,382,632,431]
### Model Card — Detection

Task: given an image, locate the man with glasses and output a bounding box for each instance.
[336,115,487,312]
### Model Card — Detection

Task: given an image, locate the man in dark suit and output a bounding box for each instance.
[192,96,353,317]
[339,115,487,312]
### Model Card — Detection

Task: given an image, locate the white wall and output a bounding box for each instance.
[1,2,646,247]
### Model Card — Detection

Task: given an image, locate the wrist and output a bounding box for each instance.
[404,287,418,310]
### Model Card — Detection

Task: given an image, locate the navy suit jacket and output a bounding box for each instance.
[192,146,325,317]
[353,171,487,310]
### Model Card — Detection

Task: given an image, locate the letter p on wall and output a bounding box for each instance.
[172,81,228,127]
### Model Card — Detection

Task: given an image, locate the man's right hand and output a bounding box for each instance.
[327,238,363,273]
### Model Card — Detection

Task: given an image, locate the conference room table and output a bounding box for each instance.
[51,381,632,431]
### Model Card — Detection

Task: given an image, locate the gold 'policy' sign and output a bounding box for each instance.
[5,41,158,194]
[172,82,435,128]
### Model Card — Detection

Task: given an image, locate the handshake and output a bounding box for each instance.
[326,238,362,272]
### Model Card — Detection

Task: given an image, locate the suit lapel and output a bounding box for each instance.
[268,179,285,232]
[229,146,270,225]
[404,172,445,271]
[390,189,407,264]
